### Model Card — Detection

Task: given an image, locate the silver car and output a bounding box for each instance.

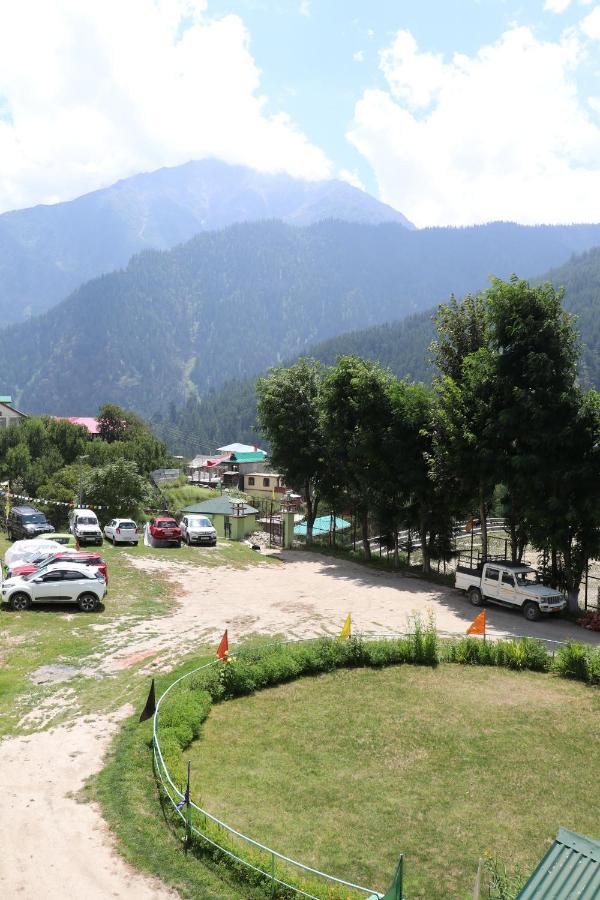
[104,518,139,546]
[1,562,106,612]
[179,514,218,546]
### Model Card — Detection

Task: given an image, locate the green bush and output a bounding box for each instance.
[553,641,600,685]
[496,638,549,672]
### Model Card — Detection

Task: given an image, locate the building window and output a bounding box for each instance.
[263,477,270,487]
[248,477,255,486]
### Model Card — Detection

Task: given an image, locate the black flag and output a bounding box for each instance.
[139,678,156,722]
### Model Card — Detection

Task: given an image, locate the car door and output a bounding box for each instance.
[499,571,518,607]
[31,569,66,603]
[482,566,501,600]
[181,517,188,539]
[62,569,94,601]
[105,520,114,540]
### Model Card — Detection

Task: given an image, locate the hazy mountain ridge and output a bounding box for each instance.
[0,159,412,324]
[155,249,600,455]
[2,218,600,421]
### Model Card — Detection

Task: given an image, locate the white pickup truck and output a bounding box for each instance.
[455,560,566,621]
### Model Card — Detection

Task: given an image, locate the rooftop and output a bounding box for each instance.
[55,416,100,435]
[183,497,258,516]
[517,827,600,899]
[217,443,263,454]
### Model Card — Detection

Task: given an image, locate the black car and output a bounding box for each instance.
[7,506,54,541]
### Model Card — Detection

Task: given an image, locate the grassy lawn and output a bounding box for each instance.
[0,534,277,736]
[180,665,600,899]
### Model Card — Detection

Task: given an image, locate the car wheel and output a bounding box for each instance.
[468,587,483,606]
[11,592,30,611]
[523,601,540,622]
[78,593,99,613]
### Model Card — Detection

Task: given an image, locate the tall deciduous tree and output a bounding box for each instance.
[256,359,326,544]
[83,458,151,522]
[320,357,396,560]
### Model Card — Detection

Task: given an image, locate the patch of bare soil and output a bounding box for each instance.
[0,707,176,899]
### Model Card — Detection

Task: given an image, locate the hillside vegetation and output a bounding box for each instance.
[0,158,411,324]
[4,219,600,419]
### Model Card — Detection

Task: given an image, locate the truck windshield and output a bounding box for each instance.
[77,517,97,525]
[515,571,538,586]
[23,514,46,524]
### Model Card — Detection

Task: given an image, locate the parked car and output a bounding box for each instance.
[148,516,182,547]
[8,550,108,583]
[180,514,218,546]
[455,560,566,621]
[4,538,63,570]
[45,532,77,548]
[104,518,138,546]
[1,562,106,612]
[69,508,103,546]
[7,506,54,541]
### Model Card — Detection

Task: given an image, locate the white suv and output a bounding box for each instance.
[104,518,139,545]
[180,514,218,546]
[1,562,106,612]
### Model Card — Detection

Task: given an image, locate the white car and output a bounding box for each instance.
[104,518,139,546]
[1,562,107,612]
[179,514,218,546]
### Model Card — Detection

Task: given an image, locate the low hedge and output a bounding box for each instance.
[152,628,598,899]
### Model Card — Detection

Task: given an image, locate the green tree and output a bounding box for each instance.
[97,403,147,444]
[83,458,151,523]
[320,356,396,560]
[256,359,326,544]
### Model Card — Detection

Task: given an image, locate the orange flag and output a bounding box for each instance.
[467,610,486,636]
[217,629,229,660]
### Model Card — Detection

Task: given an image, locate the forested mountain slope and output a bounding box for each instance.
[4,219,600,418]
[0,158,411,324]
[155,249,600,455]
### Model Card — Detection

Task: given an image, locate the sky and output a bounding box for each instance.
[1,0,600,226]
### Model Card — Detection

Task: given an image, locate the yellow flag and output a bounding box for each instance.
[338,613,351,641]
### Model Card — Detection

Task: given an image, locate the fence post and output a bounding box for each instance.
[271,850,276,898]
[185,761,192,852]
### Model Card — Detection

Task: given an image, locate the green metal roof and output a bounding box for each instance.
[183,497,258,516]
[517,828,600,899]
[0,395,13,404]
[230,451,267,463]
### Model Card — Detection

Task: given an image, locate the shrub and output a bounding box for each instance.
[158,689,212,748]
[554,641,600,685]
[495,638,549,672]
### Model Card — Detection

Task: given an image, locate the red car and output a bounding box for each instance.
[9,550,109,584]
[149,516,182,547]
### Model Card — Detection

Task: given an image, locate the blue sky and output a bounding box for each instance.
[0,0,599,225]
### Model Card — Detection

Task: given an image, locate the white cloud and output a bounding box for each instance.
[299,0,311,17]
[544,0,573,13]
[348,25,600,226]
[581,5,600,38]
[0,0,331,214]
[338,168,366,191]
[353,50,365,63]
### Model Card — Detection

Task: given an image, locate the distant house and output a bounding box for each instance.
[55,416,101,437]
[182,496,258,540]
[242,471,286,500]
[0,396,27,429]
[216,442,263,454]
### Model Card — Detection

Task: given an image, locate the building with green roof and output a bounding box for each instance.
[516,827,600,899]
[183,496,258,540]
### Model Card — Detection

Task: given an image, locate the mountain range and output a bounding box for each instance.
[0,158,411,324]
[3,217,600,424]
[154,247,600,455]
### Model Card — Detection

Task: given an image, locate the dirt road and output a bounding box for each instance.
[0,549,597,899]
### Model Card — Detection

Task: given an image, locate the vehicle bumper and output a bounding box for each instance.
[539,602,566,613]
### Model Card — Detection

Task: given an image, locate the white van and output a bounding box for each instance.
[69,508,103,546]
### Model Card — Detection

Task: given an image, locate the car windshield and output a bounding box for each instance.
[77,517,97,525]
[515,570,538,585]
[23,514,46,524]
[189,516,212,527]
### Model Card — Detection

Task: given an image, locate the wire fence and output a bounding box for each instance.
[150,630,584,899]
[152,650,385,899]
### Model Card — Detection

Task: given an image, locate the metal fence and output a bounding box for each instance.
[152,652,386,899]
